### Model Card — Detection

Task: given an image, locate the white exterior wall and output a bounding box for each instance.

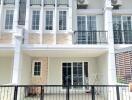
[19,54,32,85]
[48,57,99,85]
[0,57,13,84]
[87,0,104,9]
[97,53,108,85]
[120,0,132,9]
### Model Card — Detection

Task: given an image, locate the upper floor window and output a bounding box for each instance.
[32,10,40,30]
[77,16,97,44]
[45,11,53,30]
[5,10,14,30]
[113,16,132,44]
[77,16,96,31]
[59,11,67,30]
[33,61,41,76]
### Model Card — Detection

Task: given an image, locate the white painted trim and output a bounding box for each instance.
[77,9,103,15]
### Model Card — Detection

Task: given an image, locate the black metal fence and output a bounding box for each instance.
[73,31,108,44]
[0,85,131,100]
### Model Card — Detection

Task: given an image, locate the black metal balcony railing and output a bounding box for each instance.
[44,0,55,6]
[57,0,69,6]
[0,85,130,100]
[30,0,69,6]
[30,0,41,6]
[73,31,108,44]
[4,0,15,5]
[114,30,132,44]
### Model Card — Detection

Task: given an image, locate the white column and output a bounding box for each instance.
[68,0,73,33]
[13,0,20,32]
[104,0,117,85]
[24,0,30,44]
[53,0,57,44]
[12,28,23,84]
[40,0,44,44]
[0,0,4,36]
[12,0,20,44]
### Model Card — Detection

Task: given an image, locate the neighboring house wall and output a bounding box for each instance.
[0,57,13,84]
[115,51,132,84]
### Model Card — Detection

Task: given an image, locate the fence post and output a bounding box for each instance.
[40,85,44,100]
[66,85,70,100]
[116,86,120,100]
[14,86,18,100]
[91,85,95,100]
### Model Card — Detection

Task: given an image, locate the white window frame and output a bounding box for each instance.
[30,8,41,33]
[3,8,14,33]
[57,9,68,33]
[32,60,42,77]
[76,15,97,44]
[62,61,89,87]
[45,11,53,30]
[113,15,132,43]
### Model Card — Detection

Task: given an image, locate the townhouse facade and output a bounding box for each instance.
[0,0,132,86]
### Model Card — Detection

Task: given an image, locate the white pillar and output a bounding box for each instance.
[24,0,30,44]
[13,0,20,32]
[40,0,44,44]
[0,0,4,36]
[68,0,73,33]
[12,28,23,84]
[12,0,20,44]
[104,0,117,85]
[53,0,57,44]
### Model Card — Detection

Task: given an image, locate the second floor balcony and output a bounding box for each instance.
[4,0,15,5]
[30,0,69,6]
[114,30,132,44]
[73,31,108,45]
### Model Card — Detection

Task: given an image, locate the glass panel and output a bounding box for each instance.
[34,62,41,76]
[59,11,67,30]
[77,16,86,44]
[123,16,132,43]
[45,11,53,30]
[5,10,14,29]
[62,63,71,86]
[113,16,123,44]
[87,16,97,44]
[32,10,40,30]
[73,62,83,86]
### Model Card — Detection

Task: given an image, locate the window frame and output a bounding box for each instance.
[62,61,89,88]
[31,9,41,31]
[58,10,68,32]
[77,15,97,44]
[112,15,132,44]
[4,8,14,32]
[45,10,53,31]
[32,60,42,77]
